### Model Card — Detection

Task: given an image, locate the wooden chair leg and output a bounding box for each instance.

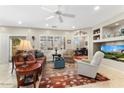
[36,72,39,81]
[33,83,36,88]
[38,66,42,75]
[33,73,37,88]
[16,74,20,88]
[17,85,19,88]
[11,61,14,74]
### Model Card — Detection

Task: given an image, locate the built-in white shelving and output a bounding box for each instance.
[92,18,124,55]
[93,36,124,43]
[93,28,103,41]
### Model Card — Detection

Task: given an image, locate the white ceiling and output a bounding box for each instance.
[0,5,124,30]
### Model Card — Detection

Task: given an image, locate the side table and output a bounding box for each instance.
[16,63,41,88]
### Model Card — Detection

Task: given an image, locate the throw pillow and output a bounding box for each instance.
[35,50,44,58]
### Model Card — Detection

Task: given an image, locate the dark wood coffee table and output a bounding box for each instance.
[16,63,41,88]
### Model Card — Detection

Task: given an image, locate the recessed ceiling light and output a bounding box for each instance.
[94,6,100,11]
[115,23,119,26]
[46,24,49,27]
[18,21,22,24]
[72,26,75,29]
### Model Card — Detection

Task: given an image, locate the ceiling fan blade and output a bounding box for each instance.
[61,13,75,18]
[46,15,55,20]
[58,15,63,23]
[41,6,53,13]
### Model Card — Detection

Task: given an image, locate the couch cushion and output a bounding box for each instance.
[35,50,44,58]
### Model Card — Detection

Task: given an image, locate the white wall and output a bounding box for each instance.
[0,33,2,63]
[29,29,75,61]
[29,29,74,49]
[88,30,93,60]
[0,27,29,63]
[93,12,124,29]
[0,27,75,63]
[0,26,93,63]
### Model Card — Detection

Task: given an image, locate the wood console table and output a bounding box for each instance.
[16,63,41,88]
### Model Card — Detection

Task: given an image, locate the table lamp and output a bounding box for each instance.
[18,40,33,67]
[54,44,59,54]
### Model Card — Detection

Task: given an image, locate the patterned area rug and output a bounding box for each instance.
[39,62,109,88]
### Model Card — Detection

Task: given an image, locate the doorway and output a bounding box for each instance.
[9,36,26,62]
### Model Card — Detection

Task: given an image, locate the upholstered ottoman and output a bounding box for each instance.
[54,57,65,69]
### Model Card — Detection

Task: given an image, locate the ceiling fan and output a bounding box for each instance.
[41,5,75,23]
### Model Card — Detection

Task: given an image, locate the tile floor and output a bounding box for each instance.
[74,64,124,88]
[0,60,124,88]
[0,63,16,88]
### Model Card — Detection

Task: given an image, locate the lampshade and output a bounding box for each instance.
[18,40,33,51]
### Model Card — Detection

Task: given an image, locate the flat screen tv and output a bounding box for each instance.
[101,45,124,53]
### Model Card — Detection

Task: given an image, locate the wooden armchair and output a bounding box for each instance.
[12,53,41,88]
[12,53,36,73]
[16,62,41,88]
[11,54,24,73]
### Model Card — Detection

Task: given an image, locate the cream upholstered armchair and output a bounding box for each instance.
[63,49,74,63]
[76,51,104,78]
